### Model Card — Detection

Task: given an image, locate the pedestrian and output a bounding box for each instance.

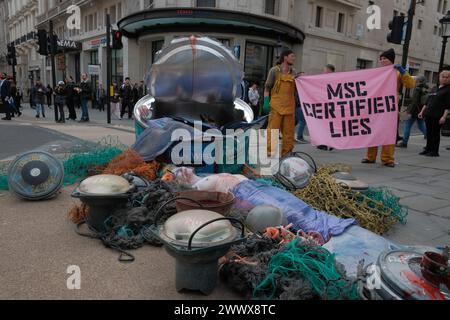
[263,49,297,157]
[65,76,77,120]
[138,80,146,99]
[418,70,450,157]
[54,80,66,123]
[46,84,53,109]
[362,48,416,167]
[133,82,139,107]
[317,65,336,151]
[0,72,12,121]
[29,87,35,109]
[111,82,121,120]
[8,79,21,117]
[248,81,260,118]
[120,77,133,119]
[78,73,91,122]
[295,72,308,144]
[32,79,47,118]
[397,76,428,148]
[96,84,106,111]
[14,86,23,113]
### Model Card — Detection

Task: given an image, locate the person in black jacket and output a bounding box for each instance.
[120,77,133,119]
[397,76,428,148]
[65,76,77,120]
[418,70,450,157]
[78,74,91,122]
[0,72,12,120]
[54,81,67,123]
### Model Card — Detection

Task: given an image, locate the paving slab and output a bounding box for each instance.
[400,195,450,212]
[430,206,450,219]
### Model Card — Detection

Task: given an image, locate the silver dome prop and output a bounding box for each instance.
[332,172,369,191]
[71,174,136,232]
[275,152,317,190]
[245,205,284,233]
[135,36,254,130]
[147,197,245,295]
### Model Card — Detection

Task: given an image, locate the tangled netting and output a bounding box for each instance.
[63,137,126,186]
[102,149,160,182]
[0,162,8,191]
[294,165,408,234]
[73,180,186,261]
[220,235,359,300]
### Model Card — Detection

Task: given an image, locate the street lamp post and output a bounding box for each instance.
[439,11,450,72]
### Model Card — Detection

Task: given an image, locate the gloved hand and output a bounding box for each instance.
[394,64,407,75]
[263,96,270,115]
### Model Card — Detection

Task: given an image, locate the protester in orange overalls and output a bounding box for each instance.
[362,48,416,167]
[263,50,296,157]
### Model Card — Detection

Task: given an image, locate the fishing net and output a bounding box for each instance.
[253,238,360,300]
[0,162,8,191]
[102,149,160,182]
[294,165,407,234]
[220,235,358,300]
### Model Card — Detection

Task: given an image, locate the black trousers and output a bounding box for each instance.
[66,98,77,119]
[425,117,442,154]
[120,100,132,119]
[2,98,11,119]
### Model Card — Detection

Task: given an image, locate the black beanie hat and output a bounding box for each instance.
[380,48,396,64]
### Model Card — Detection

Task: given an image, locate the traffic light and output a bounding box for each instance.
[112,30,123,50]
[7,43,16,66]
[387,16,405,44]
[48,34,58,55]
[37,29,48,56]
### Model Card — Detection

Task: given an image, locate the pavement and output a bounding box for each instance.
[0,104,450,299]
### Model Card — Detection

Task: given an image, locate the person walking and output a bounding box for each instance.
[248,81,260,118]
[78,74,91,122]
[138,80,146,99]
[361,48,416,167]
[0,72,12,121]
[96,84,106,112]
[46,84,53,109]
[397,76,428,148]
[133,83,140,108]
[295,72,308,144]
[111,83,121,120]
[263,49,297,157]
[120,77,133,119]
[418,70,450,157]
[54,81,67,123]
[32,79,47,118]
[7,79,19,117]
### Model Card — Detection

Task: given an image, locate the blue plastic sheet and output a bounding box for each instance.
[323,225,400,276]
[231,180,356,242]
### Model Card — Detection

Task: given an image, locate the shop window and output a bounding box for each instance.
[316,6,323,28]
[265,0,279,15]
[196,0,215,7]
[424,70,432,84]
[110,5,116,24]
[337,13,345,33]
[152,40,164,63]
[112,49,123,85]
[244,42,274,89]
[356,59,372,70]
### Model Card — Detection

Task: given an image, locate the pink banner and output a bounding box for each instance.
[295,66,398,150]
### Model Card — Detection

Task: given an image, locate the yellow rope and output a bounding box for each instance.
[294,165,397,235]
